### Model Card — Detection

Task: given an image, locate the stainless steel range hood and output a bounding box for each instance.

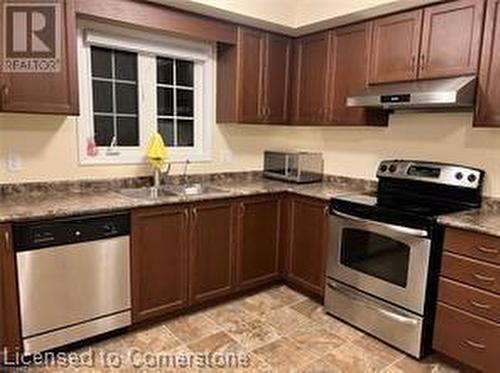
[347,75,476,110]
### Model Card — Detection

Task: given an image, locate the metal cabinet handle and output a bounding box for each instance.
[420,54,426,70]
[3,229,9,246]
[464,339,486,350]
[332,209,429,238]
[324,206,329,216]
[184,209,189,220]
[473,273,496,283]
[476,246,499,255]
[192,208,198,222]
[1,81,9,98]
[469,300,492,310]
[240,203,246,216]
[411,55,417,71]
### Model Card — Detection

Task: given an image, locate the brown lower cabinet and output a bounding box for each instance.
[189,200,236,305]
[434,227,500,372]
[0,224,22,360]
[236,195,281,289]
[284,196,329,297]
[131,205,190,323]
[131,195,282,322]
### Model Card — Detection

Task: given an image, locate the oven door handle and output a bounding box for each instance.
[332,210,429,238]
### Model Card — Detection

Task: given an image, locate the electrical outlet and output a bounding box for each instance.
[7,152,23,172]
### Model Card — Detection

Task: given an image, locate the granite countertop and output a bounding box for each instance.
[3,172,500,238]
[438,201,500,238]
[0,176,372,223]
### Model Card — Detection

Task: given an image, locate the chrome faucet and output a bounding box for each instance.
[182,159,191,186]
[152,163,171,189]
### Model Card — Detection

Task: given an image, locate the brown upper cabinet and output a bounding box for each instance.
[419,0,485,79]
[0,0,79,115]
[369,10,423,84]
[290,31,331,124]
[217,27,291,124]
[369,0,485,84]
[475,0,500,127]
[328,23,388,126]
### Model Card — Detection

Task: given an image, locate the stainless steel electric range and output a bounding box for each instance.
[325,160,485,358]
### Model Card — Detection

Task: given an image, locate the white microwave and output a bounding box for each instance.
[263,151,323,183]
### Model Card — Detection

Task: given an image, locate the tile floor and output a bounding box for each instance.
[31,286,461,372]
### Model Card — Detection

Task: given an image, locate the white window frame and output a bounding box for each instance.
[77,21,214,165]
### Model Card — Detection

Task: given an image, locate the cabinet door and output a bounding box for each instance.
[290,31,331,124]
[0,225,22,361]
[329,22,388,126]
[475,0,500,127]
[286,197,329,296]
[189,201,235,305]
[369,10,423,84]
[263,33,291,123]
[131,206,189,323]
[237,27,266,123]
[237,196,280,289]
[419,0,485,79]
[1,0,78,114]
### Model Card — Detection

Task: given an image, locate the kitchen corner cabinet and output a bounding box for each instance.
[369,0,484,84]
[236,195,281,289]
[131,205,189,323]
[290,31,331,124]
[475,0,500,127]
[0,225,22,361]
[284,196,329,297]
[0,0,79,115]
[217,27,291,124]
[189,200,236,305]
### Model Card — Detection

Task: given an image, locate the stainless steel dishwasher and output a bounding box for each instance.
[13,213,131,354]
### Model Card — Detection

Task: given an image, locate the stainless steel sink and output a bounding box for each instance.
[118,187,178,200]
[164,184,229,196]
[119,184,229,199]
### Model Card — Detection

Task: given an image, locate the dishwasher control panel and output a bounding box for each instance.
[13,212,130,251]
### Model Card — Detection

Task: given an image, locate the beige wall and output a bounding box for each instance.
[2,112,500,197]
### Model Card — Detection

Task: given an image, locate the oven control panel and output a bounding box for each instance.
[377,160,484,189]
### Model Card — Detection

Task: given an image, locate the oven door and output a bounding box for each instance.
[327,211,431,315]
[264,152,289,180]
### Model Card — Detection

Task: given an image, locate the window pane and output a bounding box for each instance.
[115,50,137,81]
[92,81,113,113]
[94,115,114,146]
[116,83,137,114]
[91,47,112,78]
[117,117,139,146]
[176,60,194,87]
[158,87,173,116]
[157,57,173,85]
[177,89,193,117]
[158,119,175,146]
[178,120,194,146]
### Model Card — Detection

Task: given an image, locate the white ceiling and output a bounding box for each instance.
[151,0,442,36]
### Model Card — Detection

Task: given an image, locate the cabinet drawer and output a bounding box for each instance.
[433,303,499,372]
[438,278,500,323]
[441,252,500,295]
[444,228,500,265]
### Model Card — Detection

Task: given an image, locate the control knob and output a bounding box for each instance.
[468,174,477,183]
[455,172,463,181]
[389,165,397,173]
